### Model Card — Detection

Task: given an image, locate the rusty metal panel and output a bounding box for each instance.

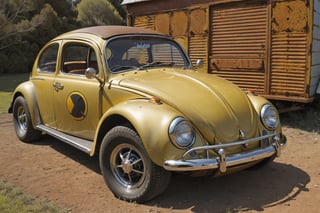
[272,1,308,33]
[210,2,268,94]
[270,0,308,98]
[133,15,155,30]
[154,13,170,35]
[189,34,208,69]
[170,11,189,53]
[270,33,307,96]
[171,11,188,37]
[189,8,209,72]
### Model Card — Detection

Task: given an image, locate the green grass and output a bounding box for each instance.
[0,73,29,113]
[0,180,67,213]
[0,92,13,114]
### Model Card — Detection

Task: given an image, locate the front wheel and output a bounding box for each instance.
[99,126,171,203]
[12,96,41,142]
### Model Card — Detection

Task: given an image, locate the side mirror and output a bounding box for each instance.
[85,67,97,79]
[85,67,103,85]
[196,59,204,68]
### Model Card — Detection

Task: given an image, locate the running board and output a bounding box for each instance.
[36,124,92,154]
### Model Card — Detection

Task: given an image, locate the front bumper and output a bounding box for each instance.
[163,133,286,173]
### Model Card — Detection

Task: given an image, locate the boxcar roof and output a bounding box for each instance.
[122,0,151,5]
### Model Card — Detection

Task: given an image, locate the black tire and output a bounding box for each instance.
[99,126,171,203]
[12,96,41,143]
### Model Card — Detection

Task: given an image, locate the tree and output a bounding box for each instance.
[0,0,80,73]
[108,0,127,20]
[77,0,125,26]
[0,0,128,73]
[0,0,43,51]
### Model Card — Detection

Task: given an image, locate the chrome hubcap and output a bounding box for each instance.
[110,143,146,189]
[16,106,27,131]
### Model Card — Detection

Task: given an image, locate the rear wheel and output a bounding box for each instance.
[99,126,171,203]
[13,96,41,142]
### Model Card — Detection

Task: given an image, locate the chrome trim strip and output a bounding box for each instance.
[182,133,277,159]
[164,145,276,172]
[36,124,92,154]
[163,133,286,173]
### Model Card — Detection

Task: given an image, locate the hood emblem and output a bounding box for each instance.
[239,130,246,140]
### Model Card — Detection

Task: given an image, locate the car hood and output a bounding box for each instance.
[113,69,257,144]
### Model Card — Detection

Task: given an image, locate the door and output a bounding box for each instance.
[53,42,101,140]
[32,43,60,128]
[210,1,269,94]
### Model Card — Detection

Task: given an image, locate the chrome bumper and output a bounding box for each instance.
[163,133,286,173]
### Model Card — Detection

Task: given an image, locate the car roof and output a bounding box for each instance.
[59,25,164,40]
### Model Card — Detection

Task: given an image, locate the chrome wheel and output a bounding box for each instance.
[16,105,28,133]
[110,143,146,189]
[99,126,171,203]
[12,96,41,142]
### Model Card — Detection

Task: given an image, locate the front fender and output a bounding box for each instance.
[92,99,187,166]
[247,94,282,132]
[9,81,41,128]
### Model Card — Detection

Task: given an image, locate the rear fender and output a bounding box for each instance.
[9,82,41,128]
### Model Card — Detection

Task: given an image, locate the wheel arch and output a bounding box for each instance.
[9,82,42,128]
[92,114,134,156]
[90,99,184,166]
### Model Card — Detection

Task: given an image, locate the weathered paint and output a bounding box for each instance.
[209,1,268,95]
[269,1,309,100]
[125,0,320,103]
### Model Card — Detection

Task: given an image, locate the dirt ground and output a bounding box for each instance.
[0,112,319,213]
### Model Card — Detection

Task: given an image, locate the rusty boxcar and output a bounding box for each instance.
[123,0,320,103]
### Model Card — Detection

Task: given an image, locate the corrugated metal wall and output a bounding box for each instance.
[270,1,309,99]
[270,33,307,97]
[132,9,209,72]
[189,8,209,72]
[128,0,318,103]
[209,2,268,94]
[133,15,155,30]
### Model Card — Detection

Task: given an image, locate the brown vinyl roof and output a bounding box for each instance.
[67,25,163,39]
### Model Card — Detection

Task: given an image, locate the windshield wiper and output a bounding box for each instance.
[138,61,174,70]
[111,65,138,72]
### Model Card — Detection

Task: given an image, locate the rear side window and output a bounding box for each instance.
[38,44,59,73]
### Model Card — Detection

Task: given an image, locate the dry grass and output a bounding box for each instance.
[0,180,67,213]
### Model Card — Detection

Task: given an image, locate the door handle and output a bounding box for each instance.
[53,82,64,91]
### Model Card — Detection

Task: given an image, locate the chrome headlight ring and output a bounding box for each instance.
[260,104,279,130]
[169,117,196,149]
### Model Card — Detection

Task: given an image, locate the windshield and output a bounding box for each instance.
[105,35,191,73]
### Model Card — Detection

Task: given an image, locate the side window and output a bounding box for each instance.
[38,44,59,73]
[62,43,98,75]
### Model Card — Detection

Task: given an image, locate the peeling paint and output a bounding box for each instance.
[272,1,308,33]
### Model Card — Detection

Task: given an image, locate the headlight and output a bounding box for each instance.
[169,117,195,149]
[260,104,279,130]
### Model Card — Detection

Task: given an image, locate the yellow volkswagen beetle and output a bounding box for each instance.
[9,26,286,203]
